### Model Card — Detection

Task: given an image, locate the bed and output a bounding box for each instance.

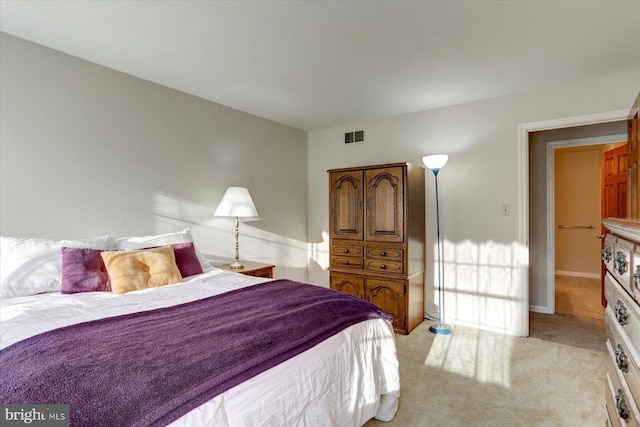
[0,229,400,426]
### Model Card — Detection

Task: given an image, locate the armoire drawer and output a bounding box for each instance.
[365,248,403,261]
[366,260,403,274]
[331,244,364,257]
[331,256,364,269]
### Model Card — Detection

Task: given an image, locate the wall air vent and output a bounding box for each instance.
[345,130,365,145]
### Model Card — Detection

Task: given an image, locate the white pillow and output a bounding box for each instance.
[0,235,116,299]
[115,228,211,269]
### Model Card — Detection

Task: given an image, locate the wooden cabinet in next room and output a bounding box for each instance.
[328,162,425,334]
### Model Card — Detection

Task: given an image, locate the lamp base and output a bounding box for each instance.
[429,323,452,335]
[229,261,244,269]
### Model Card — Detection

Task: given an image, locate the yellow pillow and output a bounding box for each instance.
[101,246,183,294]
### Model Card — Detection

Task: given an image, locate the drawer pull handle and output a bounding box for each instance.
[343,261,349,265]
[615,389,629,420]
[344,249,349,253]
[380,251,387,257]
[380,264,387,270]
[615,344,629,372]
[614,252,628,275]
[614,300,628,326]
[602,245,612,262]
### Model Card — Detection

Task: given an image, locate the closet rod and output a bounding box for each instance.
[557,224,594,229]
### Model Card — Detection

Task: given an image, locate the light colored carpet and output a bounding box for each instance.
[365,321,606,426]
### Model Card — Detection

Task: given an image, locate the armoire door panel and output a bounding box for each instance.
[365,167,404,242]
[330,274,365,299]
[366,279,405,331]
[329,171,364,240]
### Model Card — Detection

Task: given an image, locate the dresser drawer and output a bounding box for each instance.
[604,234,617,276]
[605,356,640,426]
[614,238,634,297]
[606,318,640,406]
[631,245,640,302]
[605,273,640,356]
[366,260,403,274]
[331,244,364,257]
[331,256,364,269]
[365,247,403,261]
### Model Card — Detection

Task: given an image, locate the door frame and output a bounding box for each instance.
[546,136,627,313]
[518,109,628,328]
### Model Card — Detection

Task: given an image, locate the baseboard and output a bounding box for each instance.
[555,270,600,279]
[529,305,553,314]
[446,319,527,337]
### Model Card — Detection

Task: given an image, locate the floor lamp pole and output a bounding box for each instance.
[429,168,451,335]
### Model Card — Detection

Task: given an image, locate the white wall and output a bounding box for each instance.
[308,69,640,336]
[0,33,309,281]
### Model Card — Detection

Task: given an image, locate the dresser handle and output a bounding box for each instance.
[343,260,349,265]
[614,252,628,275]
[380,251,387,257]
[602,245,612,262]
[634,265,640,288]
[380,264,387,270]
[614,300,628,326]
[615,344,629,372]
[616,389,629,420]
[344,249,349,253]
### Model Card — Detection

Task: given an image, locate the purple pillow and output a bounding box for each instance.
[171,242,204,278]
[61,247,111,294]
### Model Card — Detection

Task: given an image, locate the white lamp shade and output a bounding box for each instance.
[214,187,259,218]
[422,155,448,170]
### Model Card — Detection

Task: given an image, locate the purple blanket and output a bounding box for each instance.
[0,280,391,427]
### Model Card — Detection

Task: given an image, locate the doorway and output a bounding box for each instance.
[553,143,624,320]
[526,120,627,344]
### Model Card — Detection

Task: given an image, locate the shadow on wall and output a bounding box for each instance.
[152,192,309,282]
[437,239,529,336]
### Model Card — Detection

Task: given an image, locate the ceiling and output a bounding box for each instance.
[1,1,639,131]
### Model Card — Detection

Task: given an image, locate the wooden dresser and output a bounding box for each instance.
[601,219,640,426]
[328,162,425,335]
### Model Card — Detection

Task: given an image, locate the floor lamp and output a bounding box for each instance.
[423,155,451,335]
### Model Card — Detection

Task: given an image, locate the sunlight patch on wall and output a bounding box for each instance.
[434,239,528,336]
[308,230,330,271]
[153,192,308,281]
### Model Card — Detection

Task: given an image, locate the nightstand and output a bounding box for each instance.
[216,261,275,278]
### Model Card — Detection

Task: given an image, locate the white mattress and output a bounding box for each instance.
[0,268,400,426]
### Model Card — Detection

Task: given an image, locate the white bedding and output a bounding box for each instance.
[0,268,400,426]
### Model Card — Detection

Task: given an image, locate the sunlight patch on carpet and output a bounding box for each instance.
[424,326,515,387]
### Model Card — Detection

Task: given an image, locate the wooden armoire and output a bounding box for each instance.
[328,162,425,334]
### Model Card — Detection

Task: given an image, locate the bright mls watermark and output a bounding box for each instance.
[1,405,68,426]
